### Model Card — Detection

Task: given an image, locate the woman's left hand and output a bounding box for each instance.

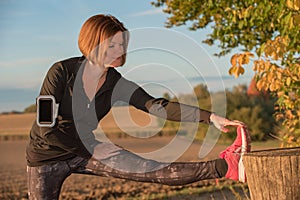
[210,113,246,132]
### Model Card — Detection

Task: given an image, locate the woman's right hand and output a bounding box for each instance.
[210,113,246,133]
[92,142,122,160]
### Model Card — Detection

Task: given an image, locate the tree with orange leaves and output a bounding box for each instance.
[153,0,300,146]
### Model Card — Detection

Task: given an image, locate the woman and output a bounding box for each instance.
[26,14,250,199]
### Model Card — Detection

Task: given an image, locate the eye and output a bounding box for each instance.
[108,45,115,48]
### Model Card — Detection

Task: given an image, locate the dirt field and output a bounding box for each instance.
[0,110,252,199]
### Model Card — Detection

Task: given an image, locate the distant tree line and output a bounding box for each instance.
[24,104,36,113]
[161,83,277,142]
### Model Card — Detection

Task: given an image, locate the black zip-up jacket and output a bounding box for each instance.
[26,56,212,166]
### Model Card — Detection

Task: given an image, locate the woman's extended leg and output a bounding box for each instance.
[75,149,228,186]
[73,125,250,186]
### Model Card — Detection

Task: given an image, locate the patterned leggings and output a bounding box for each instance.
[27,149,227,200]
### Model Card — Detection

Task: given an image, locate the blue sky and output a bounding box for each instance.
[0,0,254,112]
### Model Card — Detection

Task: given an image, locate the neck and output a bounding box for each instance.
[84,61,108,80]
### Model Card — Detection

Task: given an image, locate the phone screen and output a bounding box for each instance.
[38,99,53,124]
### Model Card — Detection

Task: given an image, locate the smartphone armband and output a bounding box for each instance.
[36,95,58,127]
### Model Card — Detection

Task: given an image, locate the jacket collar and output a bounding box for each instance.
[74,56,122,96]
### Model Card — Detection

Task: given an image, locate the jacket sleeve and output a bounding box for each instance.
[38,62,95,156]
[112,77,212,124]
[39,62,66,102]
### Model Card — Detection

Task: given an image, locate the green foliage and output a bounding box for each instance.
[225,85,251,114]
[152,0,300,55]
[193,84,210,99]
[162,84,276,142]
[226,85,277,141]
[24,104,36,113]
[163,92,171,100]
[152,0,300,146]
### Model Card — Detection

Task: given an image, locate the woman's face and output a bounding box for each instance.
[104,31,124,68]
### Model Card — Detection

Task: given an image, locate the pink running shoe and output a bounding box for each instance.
[219,125,251,182]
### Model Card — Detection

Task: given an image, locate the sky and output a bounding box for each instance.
[0,0,254,112]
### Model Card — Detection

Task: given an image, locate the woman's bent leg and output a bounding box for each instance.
[81,149,227,186]
[27,161,71,200]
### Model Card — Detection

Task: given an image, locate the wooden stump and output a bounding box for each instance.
[243,147,300,200]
